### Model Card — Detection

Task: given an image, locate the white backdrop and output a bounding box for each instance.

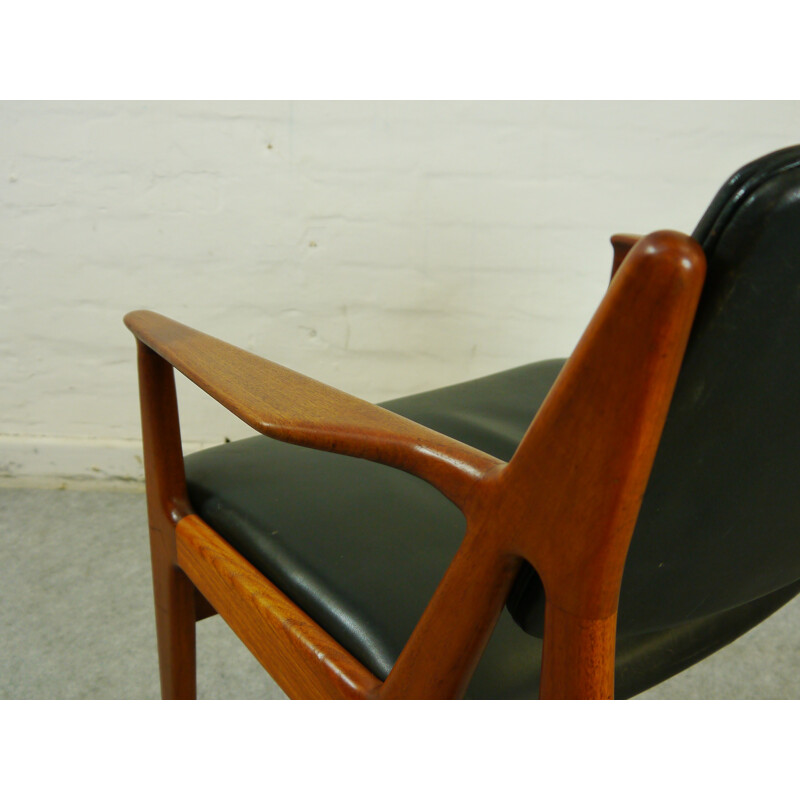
[3,101,799,482]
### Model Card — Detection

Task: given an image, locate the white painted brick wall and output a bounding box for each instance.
[3,101,800,483]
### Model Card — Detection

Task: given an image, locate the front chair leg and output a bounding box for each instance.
[136,339,197,699]
[149,527,197,699]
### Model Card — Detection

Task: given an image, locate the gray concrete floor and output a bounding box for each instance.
[2,484,798,700]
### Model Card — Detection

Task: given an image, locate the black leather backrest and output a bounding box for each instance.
[509,146,800,637]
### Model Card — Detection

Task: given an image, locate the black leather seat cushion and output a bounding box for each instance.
[185,359,800,698]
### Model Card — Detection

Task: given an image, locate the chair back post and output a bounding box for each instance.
[500,230,706,698]
[380,231,705,698]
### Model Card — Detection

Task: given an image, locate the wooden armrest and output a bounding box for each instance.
[124,310,501,508]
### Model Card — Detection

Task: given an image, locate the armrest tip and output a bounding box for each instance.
[124,309,166,339]
[124,309,146,331]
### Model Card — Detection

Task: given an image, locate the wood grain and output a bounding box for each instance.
[381,230,705,698]
[507,231,705,618]
[124,310,501,509]
[538,606,617,699]
[509,230,704,696]
[136,340,197,699]
[176,514,381,699]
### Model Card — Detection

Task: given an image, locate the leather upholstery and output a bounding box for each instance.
[510,145,800,637]
[184,146,800,697]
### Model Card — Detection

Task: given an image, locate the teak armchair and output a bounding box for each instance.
[126,146,800,699]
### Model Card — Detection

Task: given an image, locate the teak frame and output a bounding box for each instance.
[125,230,706,699]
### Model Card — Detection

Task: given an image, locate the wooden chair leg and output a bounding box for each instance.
[538,604,616,699]
[150,527,197,699]
[136,339,197,699]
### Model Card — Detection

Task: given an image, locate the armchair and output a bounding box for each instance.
[125,145,800,699]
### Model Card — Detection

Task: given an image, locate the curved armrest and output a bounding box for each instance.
[124,310,502,508]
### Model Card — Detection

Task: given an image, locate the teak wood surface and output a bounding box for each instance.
[125,230,706,700]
